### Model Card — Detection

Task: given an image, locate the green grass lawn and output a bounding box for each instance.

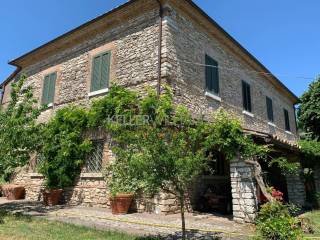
[0,211,150,240]
[303,210,320,238]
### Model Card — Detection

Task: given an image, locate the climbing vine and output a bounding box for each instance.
[38,106,92,189]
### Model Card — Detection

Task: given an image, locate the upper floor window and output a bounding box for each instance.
[266,96,274,122]
[42,72,56,105]
[205,54,219,95]
[242,80,252,112]
[284,108,290,131]
[91,51,111,92]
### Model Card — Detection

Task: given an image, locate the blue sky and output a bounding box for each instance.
[0,0,319,97]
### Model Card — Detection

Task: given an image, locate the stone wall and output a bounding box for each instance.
[11,5,160,124]
[163,4,297,144]
[286,173,306,207]
[230,160,258,223]
[12,136,113,207]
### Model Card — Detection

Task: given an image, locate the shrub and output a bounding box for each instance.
[39,106,92,189]
[256,201,302,240]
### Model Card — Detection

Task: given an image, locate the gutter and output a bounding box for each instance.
[156,0,163,96]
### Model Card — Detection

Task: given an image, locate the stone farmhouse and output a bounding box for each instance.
[0,0,305,223]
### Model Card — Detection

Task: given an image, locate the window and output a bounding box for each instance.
[266,96,274,122]
[284,108,290,131]
[242,80,252,112]
[91,51,111,92]
[84,140,104,172]
[42,72,56,105]
[205,54,219,95]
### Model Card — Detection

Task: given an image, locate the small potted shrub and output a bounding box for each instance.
[0,174,25,200]
[1,184,25,200]
[108,179,137,215]
[104,157,140,214]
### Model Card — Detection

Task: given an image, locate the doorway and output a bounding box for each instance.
[190,152,232,215]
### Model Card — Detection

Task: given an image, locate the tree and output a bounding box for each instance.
[92,85,270,240]
[0,76,42,181]
[298,76,320,140]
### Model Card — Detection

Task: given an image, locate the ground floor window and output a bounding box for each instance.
[83,140,104,172]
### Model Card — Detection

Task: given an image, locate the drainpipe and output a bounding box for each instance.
[155,0,163,96]
[0,86,3,106]
[293,104,299,138]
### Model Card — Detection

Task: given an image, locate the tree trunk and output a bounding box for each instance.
[179,192,186,240]
[244,157,274,202]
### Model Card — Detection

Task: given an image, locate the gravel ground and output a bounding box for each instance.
[0,198,255,239]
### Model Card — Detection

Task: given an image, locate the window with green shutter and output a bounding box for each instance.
[242,80,252,112]
[205,54,219,95]
[42,72,56,105]
[266,96,274,122]
[91,51,111,92]
[284,108,290,131]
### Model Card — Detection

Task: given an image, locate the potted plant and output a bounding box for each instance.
[1,184,25,200]
[42,188,63,206]
[0,173,25,200]
[38,160,64,206]
[104,157,140,214]
[108,179,137,215]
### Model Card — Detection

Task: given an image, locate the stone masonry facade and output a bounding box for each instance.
[2,0,302,223]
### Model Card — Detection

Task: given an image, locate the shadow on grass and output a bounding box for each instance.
[0,209,33,224]
[135,230,223,240]
[0,200,67,217]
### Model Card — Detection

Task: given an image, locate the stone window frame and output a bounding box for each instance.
[87,42,116,98]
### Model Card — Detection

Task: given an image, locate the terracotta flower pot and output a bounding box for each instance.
[42,189,63,206]
[110,193,134,214]
[2,184,25,200]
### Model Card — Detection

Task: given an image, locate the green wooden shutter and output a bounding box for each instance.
[205,54,219,94]
[42,73,56,105]
[100,52,110,90]
[242,81,247,110]
[205,55,212,91]
[212,59,219,94]
[42,75,50,105]
[242,81,252,112]
[48,72,56,104]
[246,83,252,112]
[266,97,274,122]
[91,55,102,92]
[91,52,111,92]
[284,109,290,131]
